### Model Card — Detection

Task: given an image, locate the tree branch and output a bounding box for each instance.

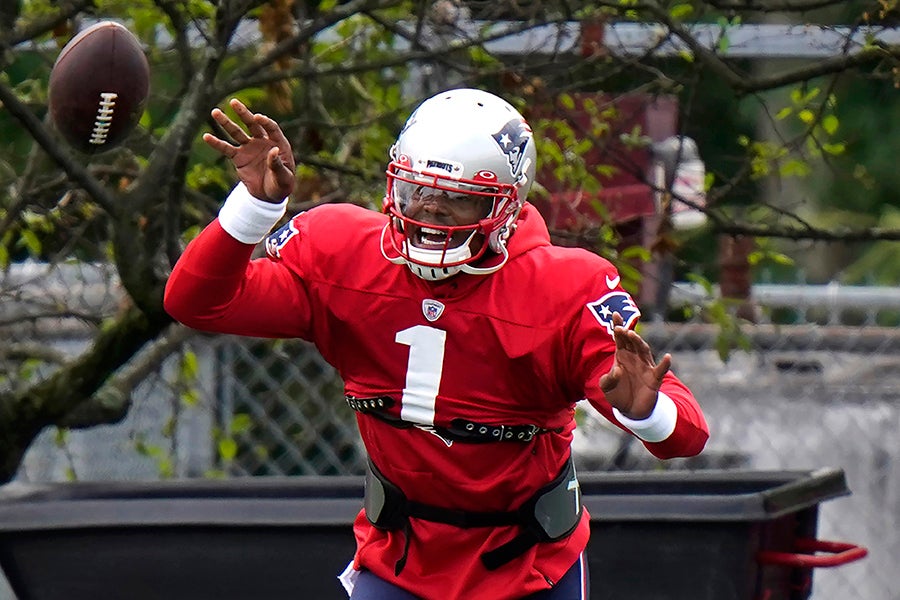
[0,303,171,480]
[0,81,118,215]
[59,324,194,428]
[638,1,900,94]
[0,0,92,49]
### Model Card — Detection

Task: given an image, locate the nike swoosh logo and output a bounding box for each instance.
[606,275,620,289]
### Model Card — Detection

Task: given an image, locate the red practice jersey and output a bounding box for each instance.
[165,201,709,600]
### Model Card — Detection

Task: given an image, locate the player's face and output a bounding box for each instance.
[401,186,493,251]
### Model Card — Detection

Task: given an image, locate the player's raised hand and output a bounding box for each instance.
[203,98,296,203]
[599,312,672,420]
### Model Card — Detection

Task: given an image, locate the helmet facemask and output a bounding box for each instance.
[382,161,521,280]
[379,88,536,281]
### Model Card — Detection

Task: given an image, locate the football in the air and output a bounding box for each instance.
[48,21,150,154]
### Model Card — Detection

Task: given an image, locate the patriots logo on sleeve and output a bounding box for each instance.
[265,219,300,260]
[587,291,641,337]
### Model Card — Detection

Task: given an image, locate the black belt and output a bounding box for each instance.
[365,455,582,574]
[346,395,562,443]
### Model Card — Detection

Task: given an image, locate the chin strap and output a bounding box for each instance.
[459,242,509,276]
[380,223,408,265]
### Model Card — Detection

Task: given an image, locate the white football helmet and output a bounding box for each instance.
[381,88,537,280]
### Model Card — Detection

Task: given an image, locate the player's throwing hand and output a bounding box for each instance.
[203,98,295,203]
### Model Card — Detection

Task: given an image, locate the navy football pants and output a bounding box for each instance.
[349,553,589,599]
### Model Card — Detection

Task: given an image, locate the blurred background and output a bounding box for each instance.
[1,1,899,598]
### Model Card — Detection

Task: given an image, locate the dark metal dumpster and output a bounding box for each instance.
[579,468,866,600]
[0,468,866,600]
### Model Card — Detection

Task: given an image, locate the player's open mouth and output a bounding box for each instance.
[414,226,453,248]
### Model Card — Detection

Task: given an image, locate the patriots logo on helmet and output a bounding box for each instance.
[492,118,532,178]
[587,291,641,337]
[265,219,300,260]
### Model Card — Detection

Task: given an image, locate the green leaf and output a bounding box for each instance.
[748,250,794,267]
[54,427,69,446]
[318,0,339,12]
[669,3,693,18]
[231,413,253,434]
[18,229,42,256]
[821,114,839,135]
[157,457,174,478]
[180,389,200,407]
[186,163,231,191]
[780,158,811,177]
[790,87,820,106]
[717,34,730,54]
[161,416,176,438]
[181,225,202,243]
[180,350,199,379]
[620,245,651,262]
[218,438,238,461]
[686,272,714,295]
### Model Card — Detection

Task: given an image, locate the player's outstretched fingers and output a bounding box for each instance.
[611,312,635,352]
[210,107,251,145]
[247,116,268,139]
[628,329,653,361]
[229,98,268,138]
[257,114,295,171]
[653,353,673,383]
[202,131,237,158]
[257,113,287,144]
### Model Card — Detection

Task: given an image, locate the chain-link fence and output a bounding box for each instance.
[6,262,899,600]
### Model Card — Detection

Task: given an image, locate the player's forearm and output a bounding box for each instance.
[640,395,709,459]
[639,375,708,459]
[165,183,288,329]
[163,221,256,328]
[607,374,709,459]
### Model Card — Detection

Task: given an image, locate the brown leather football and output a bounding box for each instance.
[48,21,150,154]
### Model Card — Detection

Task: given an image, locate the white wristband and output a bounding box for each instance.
[218,182,288,244]
[612,391,678,443]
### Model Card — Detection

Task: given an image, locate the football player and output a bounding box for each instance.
[165,89,709,600]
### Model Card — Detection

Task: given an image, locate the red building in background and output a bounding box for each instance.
[526,92,706,316]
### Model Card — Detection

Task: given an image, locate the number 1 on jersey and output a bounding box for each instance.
[395,325,446,425]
